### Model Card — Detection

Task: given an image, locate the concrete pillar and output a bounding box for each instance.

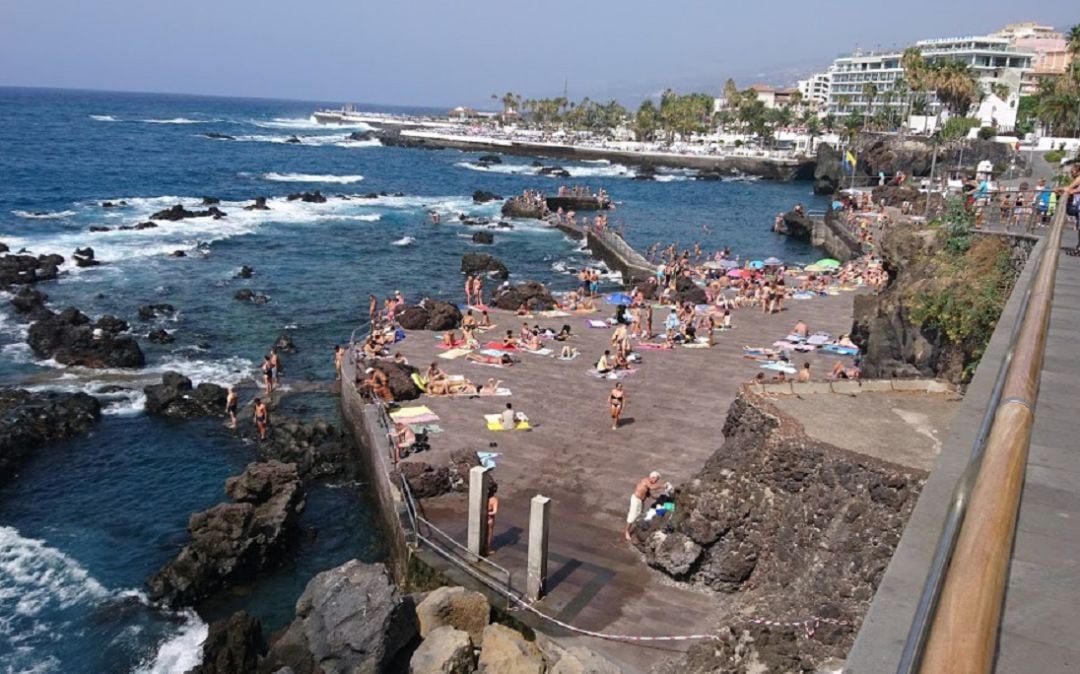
[527,495,551,601]
[467,466,491,558]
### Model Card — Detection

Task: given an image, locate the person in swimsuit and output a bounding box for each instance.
[253,397,269,440]
[462,310,478,330]
[609,382,625,430]
[480,378,502,395]
[479,310,493,328]
[333,345,344,381]
[502,330,518,348]
[225,387,238,428]
[269,348,281,385]
[797,362,811,383]
[485,483,499,556]
[261,355,274,396]
[474,276,485,306]
[465,274,474,306]
[596,349,613,374]
[625,471,662,541]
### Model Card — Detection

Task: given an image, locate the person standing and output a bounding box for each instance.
[333,345,344,381]
[484,483,499,556]
[269,348,281,385]
[465,274,474,306]
[625,471,663,541]
[609,382,625,430]
[475,275,485,307]
[261,355,274,396]
[253,397,269,441]
[224,386,238,429]
[368,294,378,327]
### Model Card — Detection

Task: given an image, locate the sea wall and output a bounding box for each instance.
[775,209,863,262]
[635,387,925,673]
[374,127,815,181]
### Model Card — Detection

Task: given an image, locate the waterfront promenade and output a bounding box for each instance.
[384,294,859,671]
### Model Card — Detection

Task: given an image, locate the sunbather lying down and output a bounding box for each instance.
[427,376,478,396]
[468,352,515,366]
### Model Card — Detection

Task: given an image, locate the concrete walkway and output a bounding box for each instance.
[994,246,1080,673]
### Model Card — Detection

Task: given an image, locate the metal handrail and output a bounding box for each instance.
[898,198,1068,673]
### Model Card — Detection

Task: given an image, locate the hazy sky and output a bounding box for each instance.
[0,0,1074,107]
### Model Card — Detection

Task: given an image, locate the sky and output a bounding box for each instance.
[0,0,1075,107]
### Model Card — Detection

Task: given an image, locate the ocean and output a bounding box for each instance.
[0,86,824,672]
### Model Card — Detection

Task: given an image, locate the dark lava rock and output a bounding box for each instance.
[634,165,658,181]
[189,611,264,674]
[274,333,297,354]
[0,243,7,253]
[244,197,270,211]
[394,299,463,332]
[72,247,100,268]
[144,371,226,418]
[147,328,174,344]
[253,293,270,305]
[460,253,509,279]
[478,154,502,164]
[538,165,571,178]
[367,361,421,402]
[101,201,128,208]
[135,221,157,230]
[500,199,547,219]
[138,303,175,321]
[472,190,502,204]
[285,135,301,144]
[170,250,186,258]
[286,191,327,204]
[28,307,145,368]
[89,226,112,233]
[147,460,305,608]
[777,209,814,241]
[236,265,254,279]
[202,132,236,141]
[150,204,227,221]
[492,281,556,311]
[201,196,220,206]
[10,287,50,321]
[0,253,64,288]
[0,389,101,483]
[234,289,254,302]
[261,560,417,674]
[391,448,480,498]
[696,171,724,181]
[347,130,375,141]
[673,276,707,305]
[259,417,356,479]
[471,231,494,245]
[95,315,128,334]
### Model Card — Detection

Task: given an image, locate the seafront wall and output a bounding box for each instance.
[813,210,865,261]
[373,127,815,181]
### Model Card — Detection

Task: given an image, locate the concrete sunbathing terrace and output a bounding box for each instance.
[388,289,905,672]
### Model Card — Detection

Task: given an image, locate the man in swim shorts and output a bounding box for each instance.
[625,471,662,541]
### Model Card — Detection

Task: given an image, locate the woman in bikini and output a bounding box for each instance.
[479,310,493,328]
[480,378,502,395]
[502,330,518,348]
[425,362,449,395]
[485,483,499,556]
[465,274,475,306]
[609,382,625,430]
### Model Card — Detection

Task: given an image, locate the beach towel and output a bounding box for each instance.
[772,340,797,350]
[588,369,635,380]
[785,334,806,343]
[477,451,501,469]
[637,343,674,351]
[435,340,468,350]
[484,341,518,351]
[408,423,444,434]
[389,405,435,420]
[556,352,580,361]
[521,347,553,356]
[438,347,473,360]
[793,343,817,352]
[760,362,797,374]
[743,347,777,357]
[682,342,710,349]
[585,319,608,329]
[538,310,572,318]
[792,292,815,300]
[821,344,859,356]
[396,413,440,425]
[807,334,831,346]
[484,414,531,431]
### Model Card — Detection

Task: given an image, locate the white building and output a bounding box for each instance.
[797,69,833,110]
[972,93,1020,132]
[825,34,1034,116]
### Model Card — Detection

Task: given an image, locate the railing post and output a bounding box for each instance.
[467,466,492,559]
[527,495,551,601]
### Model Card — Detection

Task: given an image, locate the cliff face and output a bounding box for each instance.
[814,133,1021,195]
[852,223,1029,384]
[636,391,924,673]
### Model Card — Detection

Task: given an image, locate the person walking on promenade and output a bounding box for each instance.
[609,382,625,430]
[625,471,663,541]
[253,397,269,441]
[484,483,499,556]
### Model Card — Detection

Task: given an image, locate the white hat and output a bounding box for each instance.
[649,471,661,480]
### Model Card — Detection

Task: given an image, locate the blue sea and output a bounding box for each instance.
[0,87,824,672]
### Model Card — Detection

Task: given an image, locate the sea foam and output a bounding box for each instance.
[262,172,365,184]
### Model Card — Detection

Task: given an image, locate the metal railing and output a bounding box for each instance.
[898,198,1068,673]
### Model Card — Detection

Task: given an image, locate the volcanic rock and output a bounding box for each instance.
[286,191,327,204]
[27,307,145,368]
[460,253,509,280]
[258,416,356,479]
[237,265,254,278]
[471,231,494,245]
[347,130,375,141]
[261,560,417,674]
[147,328,174,344]
[274,333,297,354]
[410,626,474,674]
[285,135,301,144]
[89,226,112,233]
[135,221,157,230]
[143,371,227,418]
[673,276,707,305]
[138,303,175,321]
[10,287,50,321]
[149,204,227,221]
[244,197,270,211]
[72,247,100,268]
[0,253,63,288]
[0,389,101,483]
[472,190,502,204]
[478,154,502,164]
[147,460,304,607]
[491,281,556,311]
[94,315,128,334]
[477,624,544,674]
[201,196,221,206]
[415,586,490,642]
[190,611,264,674]
[202,132,236,141]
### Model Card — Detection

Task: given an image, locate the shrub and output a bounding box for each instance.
[940,117,979,141]
[1044,149,1066,164]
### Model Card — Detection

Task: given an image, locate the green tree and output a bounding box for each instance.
[929,60,979,116]
[634,99,659,141]
[862,82,878,129]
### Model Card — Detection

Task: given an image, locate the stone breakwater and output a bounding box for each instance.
[633,388,925,673]
[373,126,815,181]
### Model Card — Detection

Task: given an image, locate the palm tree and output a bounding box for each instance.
[931,61,979,116]
[1039,92,1077,136]
[862,82,878,129]
[1068,23,1080,55]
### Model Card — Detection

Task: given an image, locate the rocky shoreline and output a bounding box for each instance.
[0,388,102,483]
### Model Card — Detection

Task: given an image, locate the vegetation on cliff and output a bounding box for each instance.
[854,200,1023,384]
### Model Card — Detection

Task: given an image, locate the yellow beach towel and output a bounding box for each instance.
[483,413,531,431]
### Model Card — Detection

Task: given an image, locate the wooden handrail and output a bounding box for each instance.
[918,201,1067,673]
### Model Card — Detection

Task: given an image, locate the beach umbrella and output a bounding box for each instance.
[719,259,740,269]
[605,292,634,305]
[763,256,783,266]
[726,268,744,278]
[815,258,841,269]
[748,260,764,270]
[804,263,825,273]
[701,261,723,270]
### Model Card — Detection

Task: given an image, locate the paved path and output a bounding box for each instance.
[391,292,860,672]
[994,247,1080,673]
